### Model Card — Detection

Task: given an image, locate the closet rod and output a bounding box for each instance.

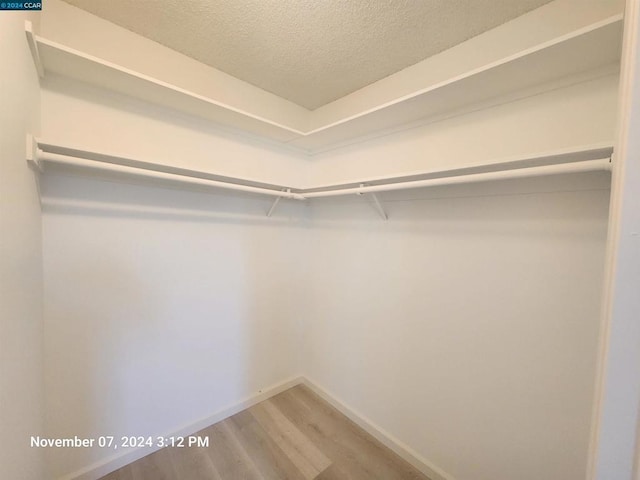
[303,158,612,198]
[28,138,612,201]
[34,150,307,200]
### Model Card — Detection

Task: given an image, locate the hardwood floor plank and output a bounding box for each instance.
[98,470,119,480]
[271,389,380,480]
[117,466,135,480]
[314,464,353,480]
[167,442,223,480]
[227,409,308,480]
[100,464,136,480]
[271,385,429,480]
[249,399,332,479]
[200,421,264,480]
[294,385,428,479]
[98,467,129,480]
[130,449,177,480]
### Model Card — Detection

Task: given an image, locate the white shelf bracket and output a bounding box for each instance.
[26,134,43,173]
[267,189,289,217]
[357,184,387,220]
[370,192,388,221]
[25,21,44,78]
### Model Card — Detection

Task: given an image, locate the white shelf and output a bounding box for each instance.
[32,36,304,143]
[295,16,623,151]
[27,16,622,153]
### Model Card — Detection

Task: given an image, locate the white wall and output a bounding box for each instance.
[41,171,308,479]
[0,11,45,480]
[302,173,611,480]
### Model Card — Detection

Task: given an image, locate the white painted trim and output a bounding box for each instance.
[301,377,456,480]
[59,375,304,480]
[25,134,42,172]
[587,0,640,478]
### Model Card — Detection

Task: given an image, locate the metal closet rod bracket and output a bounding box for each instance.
[356,183,388,221]
[267,189,291,217]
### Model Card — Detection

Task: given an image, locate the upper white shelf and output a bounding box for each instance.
[26,15,623,153]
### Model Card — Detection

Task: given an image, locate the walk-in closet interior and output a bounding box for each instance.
[2,1,639,479]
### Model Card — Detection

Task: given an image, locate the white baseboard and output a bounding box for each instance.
[60,375,454,480]
[59,375,304,480]
[301,377,455,480]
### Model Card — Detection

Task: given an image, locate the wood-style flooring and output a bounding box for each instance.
[100,384,431,480]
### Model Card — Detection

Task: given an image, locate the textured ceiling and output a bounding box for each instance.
[61,0,553,110]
